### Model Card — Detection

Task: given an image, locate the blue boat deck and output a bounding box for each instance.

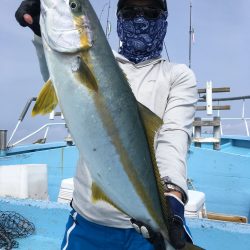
[0,198,69,250]
[1,198,250,250]
[188,136,250,220]
[0,136,250,249]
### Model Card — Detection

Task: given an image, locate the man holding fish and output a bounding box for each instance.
[15,0,198,249]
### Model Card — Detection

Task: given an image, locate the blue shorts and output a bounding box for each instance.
[61,209,154,250]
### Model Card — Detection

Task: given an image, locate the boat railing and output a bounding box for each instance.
[9,122,66,147]
[7,98,67,147]
[6,90,250,148]
[198,95,250,136]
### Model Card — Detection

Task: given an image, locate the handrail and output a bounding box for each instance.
[8,94,250,149]
[8,97,67,147]
[198,95,250,102]
[19,97,37,121]
[217,97,250,136]
[8,97,37,145]
[197,95,250,137]
[9,123,66,147]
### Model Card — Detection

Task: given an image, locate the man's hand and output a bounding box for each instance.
[15,0,41,36]
[166,194,193,249]
[130,218,166,250]
[23,14,34,25]
[130,195,193,250]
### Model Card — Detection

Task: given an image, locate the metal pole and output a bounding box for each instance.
[43,127,50,141]
[242,99,250,136]
[99,3,108,21]
[244,120,249,137]
[206,81,213,115]
[105,0,111,39]
[0,130,7,156]
[213,117,221,150]
[164,42,170,62]
[189,1,193,68]
[242,99,245,118]
[217,101,224,136]
[7,120,21,146]
[7,97,37,145]
[10,123,65,147]
[194,117,201,148]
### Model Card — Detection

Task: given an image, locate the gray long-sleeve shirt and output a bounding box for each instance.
[33,35,197,228]
[114,51,197,197]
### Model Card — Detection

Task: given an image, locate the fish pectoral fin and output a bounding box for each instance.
[91,182,115,205]
[74,58,98,92]
[91,182,123,212]
[32,79,58,116]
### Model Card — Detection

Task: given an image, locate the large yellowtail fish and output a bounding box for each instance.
[33,0,203,249]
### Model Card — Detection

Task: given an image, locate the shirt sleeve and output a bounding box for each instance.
[32,34,50,82]
[155,64,197,202]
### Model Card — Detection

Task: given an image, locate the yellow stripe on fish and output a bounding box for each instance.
[70,0,93,51]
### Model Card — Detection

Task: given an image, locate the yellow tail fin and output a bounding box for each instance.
[32,79,58,116]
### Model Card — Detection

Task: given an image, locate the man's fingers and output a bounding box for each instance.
[15,0,40,29]
[131,219,153,238]
[140,226,150,238]
[23,14,33,25]
[130,218,166,250]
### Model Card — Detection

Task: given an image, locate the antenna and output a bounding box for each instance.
[189,0,193,68]
[99,2,111,39]
[99,3,109,21]
[105,0,111,39]
[164,42,170,62]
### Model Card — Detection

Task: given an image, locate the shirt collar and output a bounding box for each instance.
[113,50,163,68]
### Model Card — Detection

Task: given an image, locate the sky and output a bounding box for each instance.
[0,0,250,145]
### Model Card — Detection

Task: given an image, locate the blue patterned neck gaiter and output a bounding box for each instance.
[117,12,168,64]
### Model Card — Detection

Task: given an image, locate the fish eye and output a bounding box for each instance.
[69,0,81,12]
[71,2,77,9]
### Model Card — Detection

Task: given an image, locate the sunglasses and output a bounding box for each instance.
[118,6,164,20]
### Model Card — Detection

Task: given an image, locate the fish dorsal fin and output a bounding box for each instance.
[138,103,172,222]
[74,56,98,92]
[138,106,204,250]
[91,182,124,212]
[137,102,163,152]
[32,79,58,116]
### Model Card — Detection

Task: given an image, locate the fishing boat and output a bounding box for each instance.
[1,88,250,249]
